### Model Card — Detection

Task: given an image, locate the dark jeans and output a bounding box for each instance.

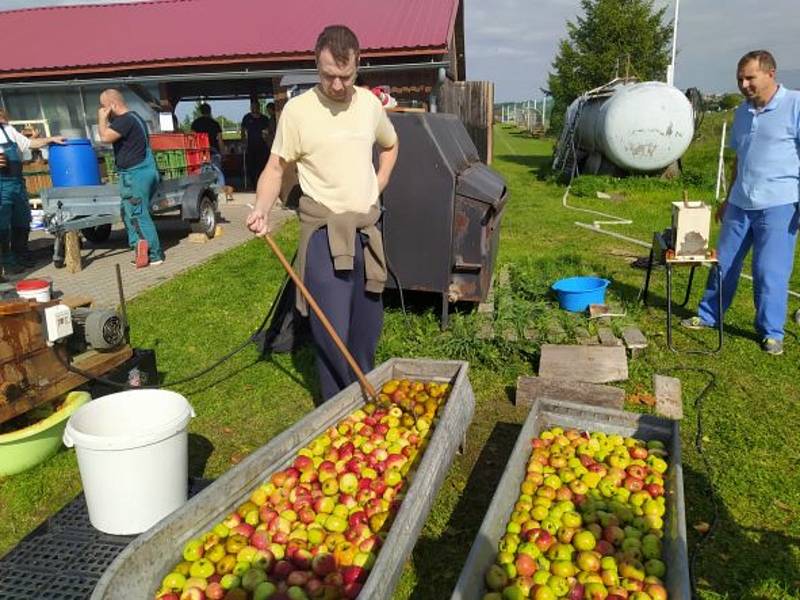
[304,228,383,400]
[245,150,268,189]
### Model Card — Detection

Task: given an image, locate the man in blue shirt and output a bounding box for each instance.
[683,50,800,355]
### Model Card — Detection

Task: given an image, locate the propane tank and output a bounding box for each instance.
[574,81,694,172]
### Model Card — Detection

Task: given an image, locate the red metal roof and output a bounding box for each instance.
[0,0,458,79]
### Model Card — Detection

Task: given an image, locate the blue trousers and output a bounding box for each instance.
[304,228,383,401]
[697,202,799,340]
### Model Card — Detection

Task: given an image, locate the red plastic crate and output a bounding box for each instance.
[184,134,199,150]
[186,149,211,166]
[187,164,202,175]
[194,132,210,149]
[149,134,186,151]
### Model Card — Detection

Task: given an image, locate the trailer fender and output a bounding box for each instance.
[180,185,218,221]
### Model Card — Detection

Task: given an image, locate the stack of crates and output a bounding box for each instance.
[101,133,212,182]
[149,133,211,180]
[102,152,118,183]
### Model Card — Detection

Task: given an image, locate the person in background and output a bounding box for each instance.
[0,109,65,277]
[241,99,271,190]
[97,88,164,266]
[682,50,800,355]
[264,102,277,154]
[246,25,399,400]
[191,102,225,186]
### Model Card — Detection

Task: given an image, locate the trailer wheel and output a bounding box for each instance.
[81,224,112,244]
[191,194,217,239]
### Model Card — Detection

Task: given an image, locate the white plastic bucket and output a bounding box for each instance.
[16,278,51,302]
[63,390,195,535]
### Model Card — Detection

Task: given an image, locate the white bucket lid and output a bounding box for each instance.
[63,389,195,451]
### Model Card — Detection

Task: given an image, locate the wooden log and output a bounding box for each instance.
[65,230,82,273]
[515,376,625,409]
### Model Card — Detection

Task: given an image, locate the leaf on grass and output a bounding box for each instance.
[222,427,233,434]
[701,435,711,443]
[693,521,711,534]
[774,500,794,512]
[627,388,657,407]
[229,451,247,465]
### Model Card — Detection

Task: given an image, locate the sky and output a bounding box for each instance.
[4,0,800,108]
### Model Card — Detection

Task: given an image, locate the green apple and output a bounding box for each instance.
[252,581,277,600]
[573,530,597,551]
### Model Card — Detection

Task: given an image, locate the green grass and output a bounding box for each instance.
[2,114,799,599]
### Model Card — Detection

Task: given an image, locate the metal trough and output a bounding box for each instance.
[92,357,475,599]
[451,398,690,600]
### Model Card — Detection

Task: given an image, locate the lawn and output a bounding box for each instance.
[1,113,799,599]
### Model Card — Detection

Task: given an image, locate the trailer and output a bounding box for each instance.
[40,169,219,268]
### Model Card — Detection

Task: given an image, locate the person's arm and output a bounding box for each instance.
[246,153,287,235]
[376,141,398,193]
[97,107,122,143]
[28,135,66,149]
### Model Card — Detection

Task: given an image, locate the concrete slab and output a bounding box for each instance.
[515,375,625,409]
[9,196,294,308]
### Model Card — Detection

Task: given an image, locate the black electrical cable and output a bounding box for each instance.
[667,366,720,600]
[379,201,407,320]
[58,274,289,390]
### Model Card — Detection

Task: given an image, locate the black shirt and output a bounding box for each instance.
[191,116,222,151]
[109,112,148,169]
[241,112,272,153]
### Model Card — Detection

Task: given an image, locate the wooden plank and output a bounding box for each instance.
[654,374,683,420]
[65,230,82,273]
[0,346,132,425]
[538,344,628,383]
[598,327,622,346]
[515,375,625,409]
[622,326,648,356]
[60,295,94,309]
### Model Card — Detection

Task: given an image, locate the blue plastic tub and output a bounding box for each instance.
[48,138,101,187]
[552,276,610,311]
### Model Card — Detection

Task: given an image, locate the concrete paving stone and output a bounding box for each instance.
[9,195,294,308]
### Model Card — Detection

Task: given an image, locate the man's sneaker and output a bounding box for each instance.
[680,316,713,330]
[150,259,164,266]
[761,338,783,356]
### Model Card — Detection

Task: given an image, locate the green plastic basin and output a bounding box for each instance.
[0,391,91,476]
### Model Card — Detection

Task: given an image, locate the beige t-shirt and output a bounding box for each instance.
[271,86,398,214]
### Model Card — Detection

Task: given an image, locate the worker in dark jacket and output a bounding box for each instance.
[0,108,64,277]
[97,89,164,266]
[247,26,398,400]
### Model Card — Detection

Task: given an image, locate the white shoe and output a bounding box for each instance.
[150,259,164,266]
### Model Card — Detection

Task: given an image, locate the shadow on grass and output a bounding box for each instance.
[188,433,214,479]
[406,421,521,598]
[495,153,553,180]
[613,277,762,345]
[682,462,800,597]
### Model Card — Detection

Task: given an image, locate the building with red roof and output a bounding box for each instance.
[0,0,464,141]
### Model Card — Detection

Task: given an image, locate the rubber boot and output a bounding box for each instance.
[11,227,35,268]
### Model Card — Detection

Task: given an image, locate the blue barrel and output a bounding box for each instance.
[48,138,101,187]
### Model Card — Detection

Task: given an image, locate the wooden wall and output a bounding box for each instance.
[440,80,494,164]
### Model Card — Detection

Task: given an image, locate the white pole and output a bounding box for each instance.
[667,0,680,86]
[543,97,548,130]
[715,120,728,201]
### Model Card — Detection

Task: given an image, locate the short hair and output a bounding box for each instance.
[100,88,126,105]
[738,50,777,72]
[315,25,360,65]
[0,108,8,122]
[265,102,275,113]
[199,103,211,115]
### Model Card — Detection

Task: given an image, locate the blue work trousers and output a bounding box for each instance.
[118,160,163,262]
[697,202,799,340]
[304,228,383,401]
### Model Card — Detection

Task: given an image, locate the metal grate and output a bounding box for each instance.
[0,478,210,599]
